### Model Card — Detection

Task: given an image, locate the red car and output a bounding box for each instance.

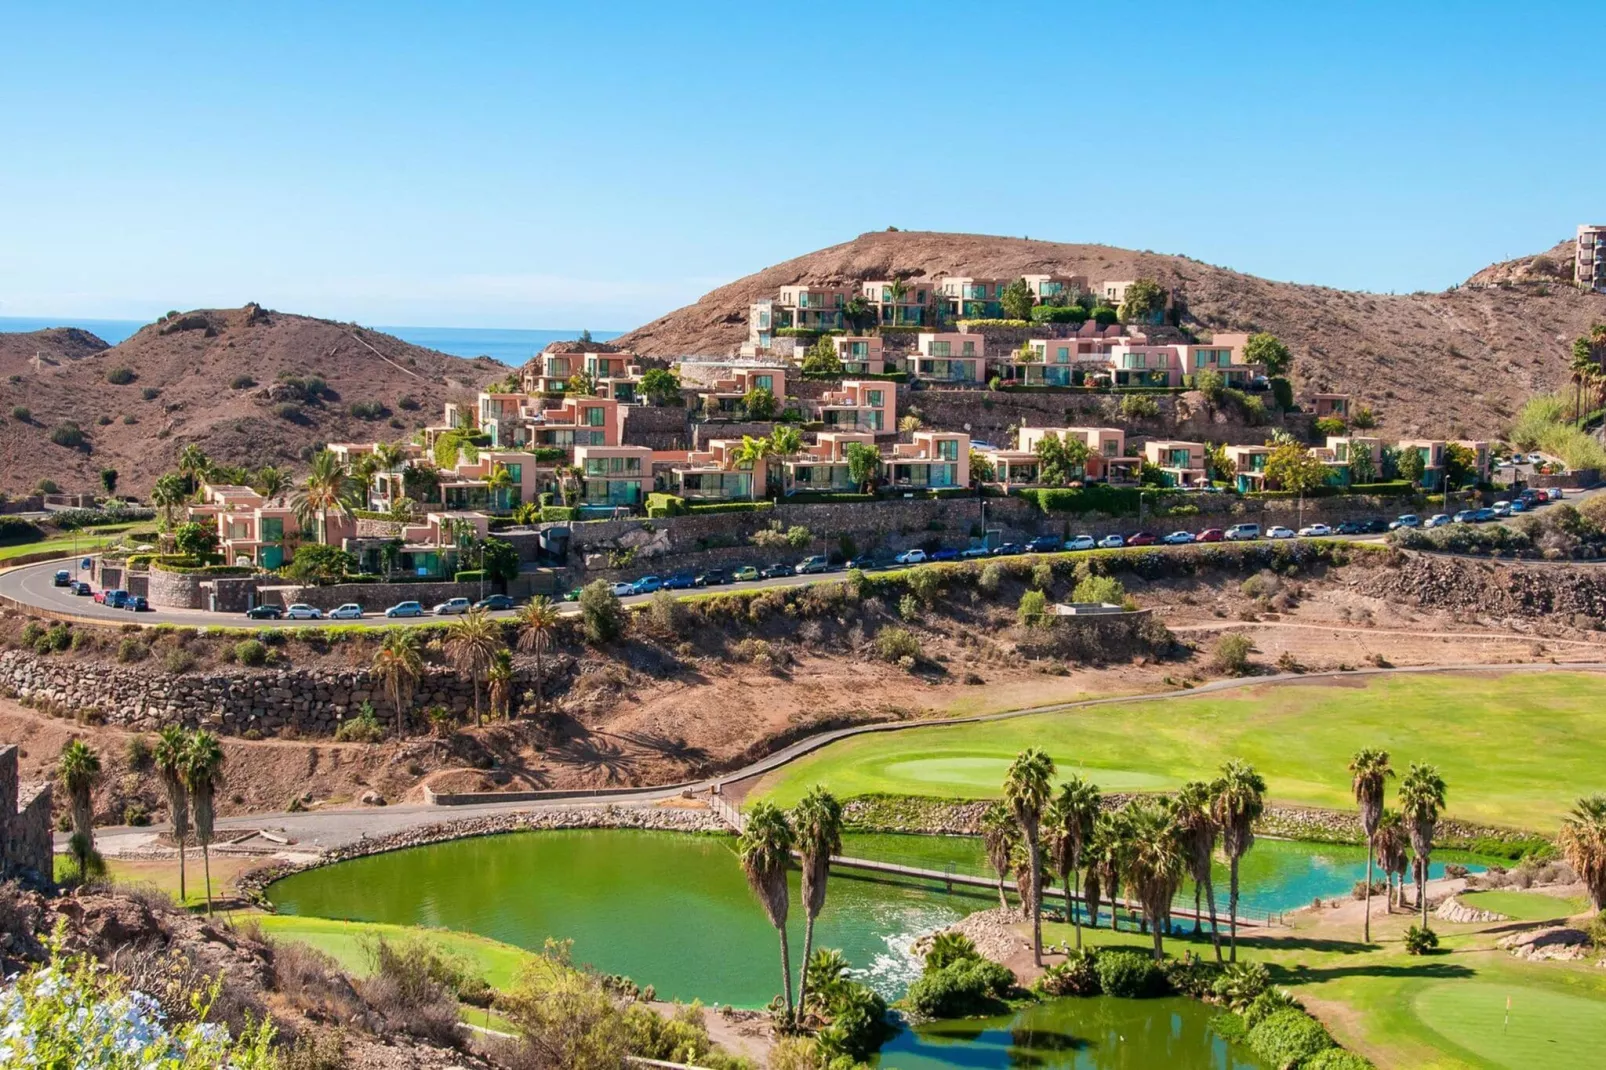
[1196,528,1225,543]
[1125,531,1158,546]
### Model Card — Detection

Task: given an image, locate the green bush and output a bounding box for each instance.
[453,570,485,583]
[1030,305,1089,324]
[1246,1008,1335,1068]
[579,579,625,643]
[1211,961,1271,1010]
[1303,1049,1376,1069]
[645,492,686,518]
[0,517,44,545]
[116,636,147,663]
[686,501,773,515]
[1403,925,1439,955]
[105,366,136,385]
[334,709,386,742]
[1037,948,1101,996]
[233,639,268,666]
[1213,632,1254,675]
[1071,574,1125,605]
[875,627,920,663]
[1014,484,1147,515]
[349,400,389,420]
[922,932,980,972]
[1269,376,1294,411]
[540,506,576,523]
[904,958,1014,1018]
[1095,950,1166,998]
[229,375,256,389]
[49,423,88,448]
[783,491,876,504]
[1018,589,1047,625]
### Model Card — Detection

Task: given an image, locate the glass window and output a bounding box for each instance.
[961,341,976,356]
[506,463,522,483]
[584,406,605,426]
[754,375,773,392]
[930,341,952,357]
[1056,347,1069,362]
[261,517,283,543]
[939,438,959,461]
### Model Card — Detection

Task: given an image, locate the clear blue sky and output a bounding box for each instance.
[3,1,1601,329]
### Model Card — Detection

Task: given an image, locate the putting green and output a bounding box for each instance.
[1458,890,1589,922]
[1413,981,1606,1068]
[881,756,1171,792]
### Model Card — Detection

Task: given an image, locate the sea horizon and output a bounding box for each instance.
[0,316,622,366]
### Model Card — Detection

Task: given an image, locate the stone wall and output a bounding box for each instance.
[146,568,208,610]
[0,744,53,887]
[622,404,693,450]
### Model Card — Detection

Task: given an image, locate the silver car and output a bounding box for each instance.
[433,597,472,615]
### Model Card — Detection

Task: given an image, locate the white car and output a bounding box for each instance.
[1162,531,1194,545]
[1297,524,1332,537]
[610,581,635,597]
[432,597,472,615]
[1097,534,1125,549]
[1425,514,1450,528]
[1266,526,1296,539]
[328,603,364,620]
[894,549,928,564]
[1064,535,1096,551]
[284,603,322,620]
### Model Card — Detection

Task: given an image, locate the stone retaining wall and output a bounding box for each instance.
[0,744,52,887]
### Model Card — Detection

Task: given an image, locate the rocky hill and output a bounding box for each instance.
[0,306,500,496]
[614,230,1606,438]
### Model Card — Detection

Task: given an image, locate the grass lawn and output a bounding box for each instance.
[0,524,139,563]
[1458,890,1590,922]
[750,672,1606,831]
[250,914,538,991]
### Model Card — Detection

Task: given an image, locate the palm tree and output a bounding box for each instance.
[374,441,407,472]
[792,787,843,1027]
[291,449,354,544]
[733,435,773,492]
[484,461,515,512]
[1374,809,1409,911]
[515,596,561,720]
[177,443,211,490]
[1349,748,1394,942]
[1399,763,1448,928]
[767,425,804,496]
[253,465,290,501]
[151,472,188,529]
[980,801,1019,913]
[372,629,423,737]
[1045,775,1100,947]
[554,464,581,507]
[738,802,796,1020]
[349,453,382,506]
[1211,759,1266,962]
[1089,809,1130,932]
[182,730,225,914]
[152,726,192,901]
[443,608,502,728]
[1004,748,1056,967]
[888,278,909,324]
[1123,797,1187,961]
[57,740,101,880]
[1558,795,1606,912]
[488,648,513,720]
[1175,780,1222,959]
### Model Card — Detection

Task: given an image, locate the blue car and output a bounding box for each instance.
[929,548,960,562]
[662,571,697,590]
[124,595,150,612]
[1025,536,1061,554]
[630,575,663,595]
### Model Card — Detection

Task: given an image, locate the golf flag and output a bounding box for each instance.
[1504,994,1511,1033]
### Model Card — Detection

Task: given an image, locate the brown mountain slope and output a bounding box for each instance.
[0,306,500,496]
[614,230,1606,438]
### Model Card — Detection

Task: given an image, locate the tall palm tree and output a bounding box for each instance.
[767,425,804,496]
[1004,748,1056,967]
[372,629,424,737]
[1123,797,1186,961]
[57,740,101,880]
[1374,809,1409,911]
[349,453,382,506]
[1174,779,1222,959]
[1399,762,1448,928]
[152,726,192,901]
[738,802,796,1020]
[291,449,354,544]
[1558,795,1606,912]
[374,441,407,472]
[150,472,188,529]
[1089,809,1130,932]
[1349,748,1395,942]
[182,731,225,914]
[980,801,1019,913]
[253,465,290,501]
[888,278,909,324]
[177,443,211,490]
[733,435,773,492]
[483,462,515,512]
[515,596,561,720]
[488,648,513,720]
[791,787,843,1027]
[443,607,502,728]
[1045,775,1100,947]
[1211,759,1266,962]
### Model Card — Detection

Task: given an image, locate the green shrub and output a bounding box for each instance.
[1071,573,1125,605]
[1030,305,1089,325]
[1095,950,1166,998]
[1241,988,1302,1029]
[105,366,136,385]
[1119,394,1161,419]
[349,400,389,419]
[922,932,980,972]
[44,623,71,652]
[334,709,386,743]
[875,626,920,663]
[1403,925,1439,955]
[233,638,268,666]
[579,579,624,644]
[11,405,30,421]
[1213,632,1254,675]
[163,648,196,675]
[230,375,257,389]
[1245,1008,1334,1068]
[686,501,772,515]
[645,492,686,518]
[540,506,576,523]
[1303,1049,1376,1069]
[1037,948,1101,996]
[904,958,1014,1018]
[1211,961,1271,1010]
[1013,484,1146,515]
[1018,589,1047,625]
[49,423,87,448]
[453,570,485,583]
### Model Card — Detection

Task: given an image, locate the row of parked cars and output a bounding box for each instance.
[243,593,520,620]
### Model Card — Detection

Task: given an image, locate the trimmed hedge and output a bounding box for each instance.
[532,446,568,462]
[801,370,909,383]
[1030,305,1089,324]
[782,491,876,504]
[454,570,485,582]
[1248,480,1416,500]
[686,501,773,515]
[1013,484,1151,515]
[956,318,1031,328]
[540,506,576,523]
[645,492,686,518]
[151,561,255,576]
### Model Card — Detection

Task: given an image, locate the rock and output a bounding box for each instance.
[1498,926,1591,961]
[360,791,386,806]
[1436,896,1508,924]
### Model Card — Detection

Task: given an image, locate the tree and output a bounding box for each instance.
[1088,809,1130,932]
[738,802,796,1020]
[1396,445,1426,485]
[1347,444,1377,486]
[1374,809,1409,912]
[845,442,880,493]
[1572,338,1597,422]
[1442,442,1479,491]
[181,730,225,914]
[253,465,290,500]
[999,277,1036,321]
[639,368,681,406]
[172,521,219,558]
[1263,442,1328,496]
[372,629,423,737]
[1204,443,1235,483]
[1123,797,1186,961]
[1244,332,1293,376]
[969,448,996,484]
[768,425,804,495]
[792,786,843,1027]
[1004,747,1056,966]
[742,387,777,421]
[1034,434,1091,487]
[443,607,502,728]
[373,441,407,471]
[1557,795,1606,912]
[151,472,188,529]
[484,462,515,511]
[281,542,356,584]
[1174,780,1222,959]
[800,335,843,376]
[516,596,561,718]
[1399,762,1447,928]
[980,801,1020,913]
[1211,759,1266,961]
[1118,278,1166,324]
[480,537,520,587]
[291,449,354,544]
[843,295,874,334]
[57,739,101,880]
[152,726,191,901]
[1045,775,1101,948]
[566,370,599,396]
[888,278,909,323]
[177,443,211,491]
[1349,748,1395,942]
[99,468,118,496]
[488,648,514,720]
[578,579,624,643]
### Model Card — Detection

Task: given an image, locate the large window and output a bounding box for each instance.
[584,406,605,426]
[930,341,952,357]
[754,375,774,392]
[961,341,976,356]
[867,389,883,407]
[261,517,283,543]
[938,438,959,461]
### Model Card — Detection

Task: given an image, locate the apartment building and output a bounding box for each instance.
[937,277,1007,319]
[780,431,876,495]
[1179,333,1263,386]
[777,284,850,331]
[690,364,787,415]
[1396,439,1447,490]
[190,484,341,569]
[1020,426,1140,482]
[744,298,776,355]
[1225,445,1271,493]
[861,280,932,326]
[1577,225,1606,293]
[911,333,988,383]
[1142,440,1207,487]
[524,394,626,450]
[1013,330,1129,386]
[572,445,653,507]
[885,431,970,490]
[1022,273,1088,303]
[1108,344,1183,388]
[812,380,895,432]
[653,439,766,502]
[1312,394,1353,419]
[443,451,544,511]
[346,511,490,579]
[831,335,888,374]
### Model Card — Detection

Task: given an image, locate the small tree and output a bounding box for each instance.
[99,468,118,496]
[742,387,777,420]
[845,442,880,492]
[1347,445,1378,485]
[1035,434,1091,486]
[1205,442,1235,482]
[1118,278,1166,323]
[480,537,520,589]
[57,740,101,880]
[999,277,1036,321]
[282,543,356,584]
[579,579,624,643]
[801,334,843,375]
[1244,333,1293,376]
[172,521,219,558]
[1396,446,1426,486]
[638,367,680,405]
[1018,589,1048,625]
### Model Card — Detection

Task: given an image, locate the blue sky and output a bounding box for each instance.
[2,1,1602,329]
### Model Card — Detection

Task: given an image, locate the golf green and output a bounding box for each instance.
[1457,891,1589,922]
[1413,981,1606,1068]
[752,672,1606,830]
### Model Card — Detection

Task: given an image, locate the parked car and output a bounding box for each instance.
[385,601,425,618]
[1065,535,1097,551]
[1298,523,1333,537]
[245,603,282,619]
[474,594,515,611]
[603,581,630,596]
[694,569,729,587]
[1335,520,1367,535]
[630,576,663,595]
[102,589,130,608]
[124,595,150,612]
[285,604,323,620]
[1360,517,1389,534]
[732,565,760,582]
[1549,487,1565,500]
[992,543,1026,556]
[1097,534,1125,549]
[894,549,928,565]
[1266,526,1296,539]
[328,603,365,619]
[1472,507,1497,522]
[960,546,992,559]
[52,569,70,587]
[796,555,831,574]
[1195,528,1226,543]
[1425,514,1450,528]
[1224,524,1261,541]
[1491,501,1513,517]
[1510,453,1527,465]
[1388,514,1421,530]
[1025,536,1061,554]
[844,556,884,570]
[70,581,91,595]
[1507,499,1527,513]
[760,563,791,579]
[433,597,472,615]
[1162,531,1194,545]
[1126,531,1158,546]
[562,587,582,602]
[662,571,698,590]
[1452,510,1477,524]
[930,547,960,562]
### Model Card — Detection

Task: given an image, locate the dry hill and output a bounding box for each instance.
[615,230,1606,438]
[0,306,499,496]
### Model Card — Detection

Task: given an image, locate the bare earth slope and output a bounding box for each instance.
[614,230,1606,437]
[0,306,501,495]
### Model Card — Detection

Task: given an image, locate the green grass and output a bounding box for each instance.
[1412,981,1606,1068]
[750,672,1606,831]
[0,524,138,563]
[1458,890,1590,921]
[250,914,537,990]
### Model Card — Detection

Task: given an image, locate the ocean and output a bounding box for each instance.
[0,317,622,366]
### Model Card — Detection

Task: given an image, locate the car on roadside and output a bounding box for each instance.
[894,549,928,565]
[1097,534,1125,549]
[1266,526,1296,539]
[844,556,884,571]
[385,600,425,618]
[1298,523,1333,537]
[1510,453,1527,465]
[1196,528,1225,543]
[1162,531,1194,545]
[125,595,150,612]
[1425,514,1450,528]
[1472,507,1497,522]
[1388,514,1421,530]
[1126,531,1158,546]
[795,555,831,574]
[562,587,583,602]
[694,569,729,587]
[992,542,1026,556]
[432,597,472,615]
[609,581,634,596]
[960,545,992,559]
[1507,499,1527,513]
[930,547,960,562]
[1452,510,1477,524]
[1065,534,1097,551]
[760,563,791,579]
[630,576,663,595]
[52,569,71,587]
[69,581,91,595]
[1335,520,1367,535]
[1549,487,1565,500]
[473,594,515,611]
[245,603,282,619]
[101,589,130,608]
[663,571,698,590]
[1491,501,1513,517]
[328,603,365,619]
[1361,517,1389,534]
[1025,536,1062,554]
[732,565,760,582]
[285,603,323,620]
[1224,524,1261,541]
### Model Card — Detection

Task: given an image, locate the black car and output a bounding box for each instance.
[70,581,91,595]
[760,563,791,580]
[991,542,1026,556]
[1360,517,1388,534]
[694,568,729,587]
[245,604,282,620]
[474,594,516,611]
[1334,520,1366,535]
[843,556,884,571]
[1025,536,1061,554]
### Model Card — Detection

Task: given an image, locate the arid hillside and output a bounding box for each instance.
[0,306,502,496]
[615,230,1606,438]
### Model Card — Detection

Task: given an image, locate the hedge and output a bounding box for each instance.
[1247,481,1416,500]
[1030,306,1089,324]
[775,327,825,338]
[645,492,686,518]
[151,561,256,576]
[782,491,876,504]
[956,318,1031,328]
[532,446,568,462]
[0,518,44,546]
[454,570,485,582]
[540,506,576,523]
[686,501,773,515]
[1013,485,1152,515]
